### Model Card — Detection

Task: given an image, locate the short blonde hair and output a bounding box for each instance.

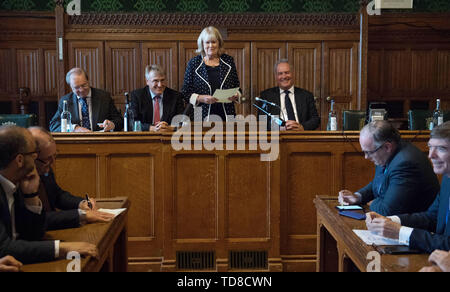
[196,26,226,57]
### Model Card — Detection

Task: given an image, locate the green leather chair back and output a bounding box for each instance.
[0,114,38,128]
[408,110,432,130]
[343,110,366,131]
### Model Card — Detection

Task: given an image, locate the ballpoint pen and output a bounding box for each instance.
[85,193,93,210]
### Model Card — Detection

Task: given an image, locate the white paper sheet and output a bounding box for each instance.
[98,208,127,218]
[353,230,406,246]
[212,88,239,103]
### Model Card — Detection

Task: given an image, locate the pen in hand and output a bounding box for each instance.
[85,193,93,210]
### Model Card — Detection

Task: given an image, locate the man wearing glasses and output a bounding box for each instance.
[0,125,98,264]
[366,122,450,256]
[29,127,114,231]
[49,67,123,132]
[338,120,440,216]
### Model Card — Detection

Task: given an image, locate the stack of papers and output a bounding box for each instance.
[98,208,127,218]
[353,230,406,246]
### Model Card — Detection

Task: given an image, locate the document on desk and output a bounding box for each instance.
[353,230,406,246]
[213,88,239,103]
[98,208,127,218]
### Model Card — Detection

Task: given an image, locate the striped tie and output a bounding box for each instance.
[80,97,91,130]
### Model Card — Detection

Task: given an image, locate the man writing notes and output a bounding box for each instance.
[0,126,97,264]
[50,68,123,132]
[29,127,114,231]
[130,65,185,132]
[366,122,450,253]
[258,59,320,131]
[339,120,439,216]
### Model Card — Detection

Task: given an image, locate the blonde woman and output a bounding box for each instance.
[182,26,241,121]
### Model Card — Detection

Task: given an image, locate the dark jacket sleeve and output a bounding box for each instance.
[44,170,83,211]
[358,182,374,205]
[181,57,198,103]
[301,92,320,130]
[410,231,450,253]
[46,210,81,231]
[105,93,123,131]
[398,192,440,232]
[0,200,55,264]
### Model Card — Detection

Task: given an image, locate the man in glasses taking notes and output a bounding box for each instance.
[339,120,439,216]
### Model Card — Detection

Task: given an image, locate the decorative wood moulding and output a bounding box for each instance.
[67,12,359,31]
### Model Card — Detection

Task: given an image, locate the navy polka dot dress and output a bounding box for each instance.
[182,54,240,121]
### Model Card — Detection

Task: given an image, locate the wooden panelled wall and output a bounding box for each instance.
[0,11,363,130]
[368,14,450,117]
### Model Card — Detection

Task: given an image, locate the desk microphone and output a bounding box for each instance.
[253,103,286,127]
[255,97,276,107]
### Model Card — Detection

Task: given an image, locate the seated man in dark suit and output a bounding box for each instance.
[49,67,123,132]
[0,125,97,264]
[29,127,114,231]
[130,65,185,132]
[366,121,450,253]
[339,120,440,216]
[257,59,320,131]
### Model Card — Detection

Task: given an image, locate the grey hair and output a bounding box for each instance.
[361,120,401,147]
[274,59,293,74]
[65,68,89,85]
[145,65,166,81]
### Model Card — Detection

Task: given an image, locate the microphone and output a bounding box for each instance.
[255,97,287,122]
[124,92,130,104]
[255,97,277,107]
[253,103,286,127]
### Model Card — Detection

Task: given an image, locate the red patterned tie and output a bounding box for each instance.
[153,95,161,125]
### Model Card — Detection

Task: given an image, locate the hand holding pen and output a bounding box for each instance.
[81,194,97,211]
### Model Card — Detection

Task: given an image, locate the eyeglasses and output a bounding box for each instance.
[363,142,386,156]
[71,83,90,91]
[36,154,57,165]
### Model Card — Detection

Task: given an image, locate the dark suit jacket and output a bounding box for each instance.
[40,169,83,231]
[398,176,450,253]
[49,88,123,132]
[0,185,55,264]
[258,87,320,130]
[130,86,185,131]
[358,141,440,216]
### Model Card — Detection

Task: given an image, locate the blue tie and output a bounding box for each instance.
[284,90,296,121]
[80,97,91,130]
[446,197,449,228]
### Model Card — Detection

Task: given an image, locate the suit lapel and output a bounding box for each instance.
[144,87,154,125]
[294,87,304,123]
[161,89,172,122]
[91,88,101,127]
[0,185,13,237]
[70,93,80,124]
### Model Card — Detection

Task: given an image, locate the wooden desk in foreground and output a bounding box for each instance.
[21,197,130,272]
[314,196,429,272]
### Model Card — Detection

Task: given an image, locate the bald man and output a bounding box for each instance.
[29,127,114,231]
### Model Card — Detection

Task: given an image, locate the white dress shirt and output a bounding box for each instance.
[279,86,299,123]
[0,174,59,258]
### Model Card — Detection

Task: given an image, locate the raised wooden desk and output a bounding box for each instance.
[51,131,430,272]
[315,196,430,272]
[21,197,130,272]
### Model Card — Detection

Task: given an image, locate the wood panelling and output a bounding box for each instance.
[288,43,321,98]
[226,154,270,239]
[44,49,58,96]
[52,131,430,272]
[411,50,436,96]
[16,49,40,95]
[68,41,105,89]
[437,50,450,92]
[0,49,13,96]
[323,42,359,130]
[105,42,141,105]
[178,42,198,89]
[251,42,286,102]
[142,42,178,90]
[174,154,217,240]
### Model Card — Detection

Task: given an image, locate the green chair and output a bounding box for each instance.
[408,110,432,130]
[0,114,38,128]
[343,110,366,131]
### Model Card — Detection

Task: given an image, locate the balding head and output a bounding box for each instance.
[28,127,56,175]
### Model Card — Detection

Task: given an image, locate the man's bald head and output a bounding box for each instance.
[28,127,56,175]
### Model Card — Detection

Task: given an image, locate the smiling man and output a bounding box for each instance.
[339,120,440,216]
[258,59,320,131]
[130,65,185,132]
[366,121,450,253]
